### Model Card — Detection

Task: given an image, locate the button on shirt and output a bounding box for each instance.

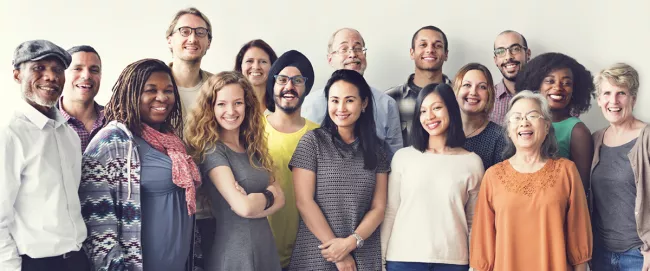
[0,101,87,270]
[301,86,403,156]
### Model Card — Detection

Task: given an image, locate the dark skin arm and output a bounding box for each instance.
[569,122,594,190]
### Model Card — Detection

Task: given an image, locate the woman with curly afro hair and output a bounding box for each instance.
[515,52,594,190]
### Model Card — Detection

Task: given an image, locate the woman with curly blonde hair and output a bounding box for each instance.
[185,71,284,271]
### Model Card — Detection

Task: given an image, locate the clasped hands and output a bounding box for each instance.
[319,236,358,271]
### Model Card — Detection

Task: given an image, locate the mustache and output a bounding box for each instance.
[501,60,520,67]
[277,89,299,97]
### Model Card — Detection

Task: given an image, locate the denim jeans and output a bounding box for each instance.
[592,244,644,271]
[386,261,469,271]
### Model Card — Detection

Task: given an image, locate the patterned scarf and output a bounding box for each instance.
[141,124,201,215]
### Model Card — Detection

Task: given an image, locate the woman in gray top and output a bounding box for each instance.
[185,71,284,271]
[590,63,650,270]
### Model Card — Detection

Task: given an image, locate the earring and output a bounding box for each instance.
[362,108,366,113]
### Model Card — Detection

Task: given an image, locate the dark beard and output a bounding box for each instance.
[274,89,305,114]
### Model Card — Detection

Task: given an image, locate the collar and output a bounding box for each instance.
[495,79,514,99]
[57,95,106,124]
[18,99,66,130]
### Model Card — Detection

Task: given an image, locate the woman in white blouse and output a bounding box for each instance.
[381,83,484,271]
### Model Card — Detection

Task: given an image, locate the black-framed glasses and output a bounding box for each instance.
[331,47,368,55]
[494,44,527,57]
[174,27,210,38]
[274,75,308,86]
[507,112,544,123]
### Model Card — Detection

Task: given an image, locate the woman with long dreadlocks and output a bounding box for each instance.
[79,58,202,271]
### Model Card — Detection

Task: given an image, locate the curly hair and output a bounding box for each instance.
[452,62,496,114]
[514,52,594,115]
[185,71,274,179]
[104,58,183,137]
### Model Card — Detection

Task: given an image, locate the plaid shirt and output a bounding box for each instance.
[57,96,106,152]
[489,79,514,126]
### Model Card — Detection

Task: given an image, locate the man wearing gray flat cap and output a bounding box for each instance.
[0,40,89,271]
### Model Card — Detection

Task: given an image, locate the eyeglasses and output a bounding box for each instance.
[274,75,308,86]
[174,27,210,38]
[508,112,544,123]
[494,44,527,57]
[331,47,368,55]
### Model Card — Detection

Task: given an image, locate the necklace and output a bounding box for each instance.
[466,120,488,138]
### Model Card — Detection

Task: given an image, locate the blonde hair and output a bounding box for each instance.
[166,7,213,43]
[185,71,274,181]
[452,63,496,114]
[594,63,640,98]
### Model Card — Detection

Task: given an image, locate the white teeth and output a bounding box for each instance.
[426,122,439,130]
[153,107,166,111]
[39,86,55,91]
[549,95,564,101]
[608,108,621,112]
[250,72,262,76]
[518,131,533,136]
[466,98,480,104]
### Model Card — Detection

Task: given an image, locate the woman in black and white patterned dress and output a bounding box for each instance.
[288,69,389,271]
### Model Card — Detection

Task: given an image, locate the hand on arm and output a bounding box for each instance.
[209,166,284,219]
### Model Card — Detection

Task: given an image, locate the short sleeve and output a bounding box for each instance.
[376,144,390,173]
[200,143,231,175]
[289,130,318,172]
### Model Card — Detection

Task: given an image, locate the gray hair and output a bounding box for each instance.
[502,90,559,160]
[327,28,365,54]
[594,62,640,99]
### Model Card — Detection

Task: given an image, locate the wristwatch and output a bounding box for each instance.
[351,232,364,248]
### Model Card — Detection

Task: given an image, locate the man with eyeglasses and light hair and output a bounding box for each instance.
[264,50,319,271]
[165,7,214,267]
[302,28,403,157]
[385,25,452,147]
[490,30,531,125]
[166,7,213,119]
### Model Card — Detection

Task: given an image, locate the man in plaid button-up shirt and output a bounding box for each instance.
[489,30,531,126]
[57,45,105,152]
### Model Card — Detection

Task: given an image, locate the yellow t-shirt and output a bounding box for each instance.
[265,116,319,268]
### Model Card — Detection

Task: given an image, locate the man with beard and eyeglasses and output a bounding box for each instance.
[302,28,402,157]
[1,40,88,271]
[264,50,319,271]
[385,25,452,146]
[490,30,531,125]
[58,45,105,152]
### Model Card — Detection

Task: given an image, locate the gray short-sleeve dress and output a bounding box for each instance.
[288,129,390,271]
[200,142,281,271]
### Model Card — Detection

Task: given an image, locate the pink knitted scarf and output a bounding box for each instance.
[141,124,201,215]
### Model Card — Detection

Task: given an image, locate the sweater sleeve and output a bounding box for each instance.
[469,167,496,271]
[466,155,486,236]
[380,149,403,262]
[564,160,593,265]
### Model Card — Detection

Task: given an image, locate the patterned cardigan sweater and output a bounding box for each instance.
[79,121,197,271]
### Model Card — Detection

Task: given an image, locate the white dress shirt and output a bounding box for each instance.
[0,101,87,270]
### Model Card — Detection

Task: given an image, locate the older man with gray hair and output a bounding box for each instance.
[301,28,403,157]
[1,40,88,271]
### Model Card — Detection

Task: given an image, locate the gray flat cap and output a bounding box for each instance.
[12,40,71,69]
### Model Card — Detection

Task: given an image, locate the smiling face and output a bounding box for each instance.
[139,71,176,128]
[493,32,530,82]
[456,69,490,115]
[539,67,574,111]
[419,92,450,137]
[597,79,636,125]
[273,66,307,114]
[328,29,367,75]
[214,83,246,132]
[327,80,367,129]
[410,29,448,72]
[507,98,550,152]
[14,58,66,110]
[167,14,211,62]
[64,51,102,103]
[241,47,271,87]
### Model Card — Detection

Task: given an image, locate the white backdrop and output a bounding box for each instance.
[2,0,649,131]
